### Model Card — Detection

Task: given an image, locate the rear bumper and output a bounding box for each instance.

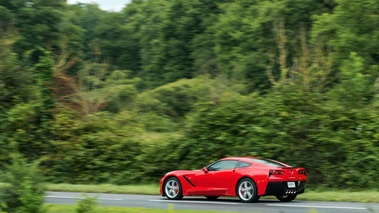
[264,181,306,196]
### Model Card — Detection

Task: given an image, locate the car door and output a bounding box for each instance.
[193,160,238,195]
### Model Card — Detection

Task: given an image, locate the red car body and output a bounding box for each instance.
[159,157,307,202]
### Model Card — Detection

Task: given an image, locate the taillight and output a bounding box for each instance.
[269,170,285,177]
[298,169,307,176]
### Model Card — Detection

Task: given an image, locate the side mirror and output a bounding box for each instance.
[202,167,209,173]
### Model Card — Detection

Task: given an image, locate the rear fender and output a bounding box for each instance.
[229,175,268,196]
[250,175,269,196]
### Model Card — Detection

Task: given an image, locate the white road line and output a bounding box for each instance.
[46,196,123,201]
[150,200,239,205]
[266,204,367,210]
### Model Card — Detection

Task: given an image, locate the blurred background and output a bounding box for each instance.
[0,0,378,191]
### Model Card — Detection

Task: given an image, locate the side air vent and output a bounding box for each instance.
[183,176,195,187]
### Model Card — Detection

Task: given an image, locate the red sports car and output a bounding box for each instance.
[159,157,307,202]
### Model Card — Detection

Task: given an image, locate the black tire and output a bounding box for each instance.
[164,177,183,200]
[205,196,219,200]
[236,178,260,203]
[276,194,297,202]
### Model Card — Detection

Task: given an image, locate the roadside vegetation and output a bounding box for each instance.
[0,155,46,213]
[46,203,379,213]
[45,183,159,195]
[45,183,379,203]
[48,205,262,213]
[1,0,379,211]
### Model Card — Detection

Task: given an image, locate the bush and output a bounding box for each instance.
[0,155,46,213]
[76,194,98,213]
[43,111,144,184]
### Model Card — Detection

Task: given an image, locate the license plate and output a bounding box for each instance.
[287,182,296,188]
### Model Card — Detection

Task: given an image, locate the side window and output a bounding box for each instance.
[235,161,251,168]
[208,160,238,171]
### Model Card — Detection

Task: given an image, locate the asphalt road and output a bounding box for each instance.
[46,192,379,213]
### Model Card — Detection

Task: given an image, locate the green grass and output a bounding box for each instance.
[46,183,159,195]
[299,190,379,203]
[46,204,257,213]
[46,183,379,203]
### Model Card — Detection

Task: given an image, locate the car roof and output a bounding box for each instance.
[221,156,258,161]
[220,156,291,167]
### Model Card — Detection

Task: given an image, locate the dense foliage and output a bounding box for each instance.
[0,0,378,190]
[0,155,46,213]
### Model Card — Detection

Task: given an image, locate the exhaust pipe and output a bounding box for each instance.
[285,189,297,194]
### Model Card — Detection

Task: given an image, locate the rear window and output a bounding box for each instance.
[248,158,288,167]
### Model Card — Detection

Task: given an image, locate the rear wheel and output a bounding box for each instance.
[205,196,219,200]
[236,178,260,203]
[276,194,297,202]
[164,177,183,200]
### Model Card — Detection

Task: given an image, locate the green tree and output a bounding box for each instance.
[57,5,86,61]
[0,5,14,36]
[1,102,47,163]
[66,3,107,61]
[0,0,65,61]
[135,0,235,88]
[0,37,35,112]
[312,0,379,66]
[213,0,336,92]
[331,53,377,107]
[93,12,135,70]
[0,36,39,166]
[34,53,56,120]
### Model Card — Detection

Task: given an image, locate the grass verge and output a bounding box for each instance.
[46,204,258,213]
[46,183,159,195]
[46,183,379,203]
[300,190,379,203]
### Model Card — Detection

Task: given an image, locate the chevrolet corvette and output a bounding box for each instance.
[159,157,307,202]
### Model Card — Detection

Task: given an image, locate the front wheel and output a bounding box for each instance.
[236,178,260,203]
[164,177,183,200]
[276,194,297,202]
